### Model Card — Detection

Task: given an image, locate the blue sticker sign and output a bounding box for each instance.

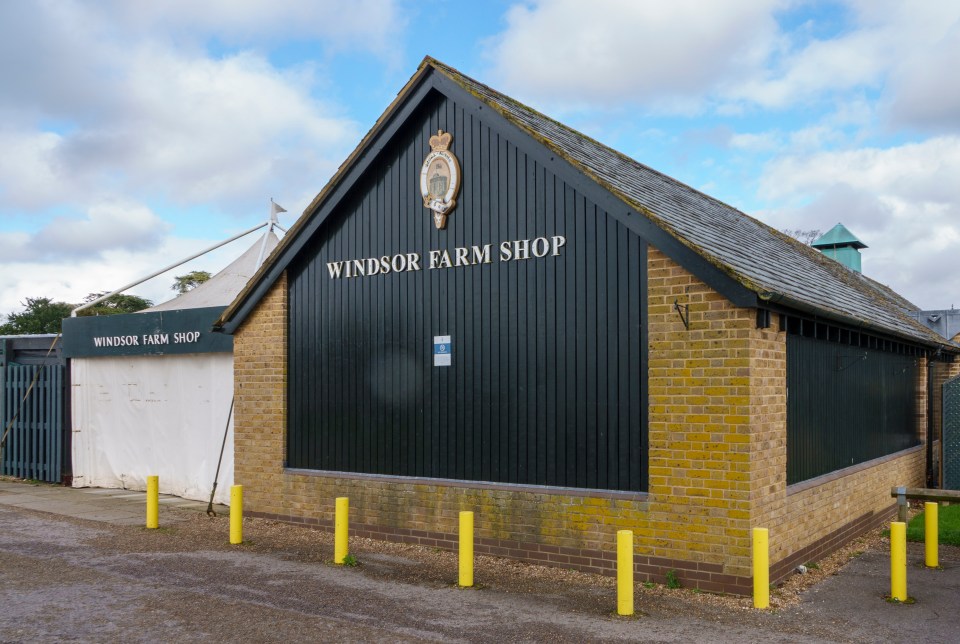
[434,335,451,367]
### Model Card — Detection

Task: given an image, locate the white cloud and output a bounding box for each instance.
[37,200,171,260]
[485,0,781,111]
[0,1,369,220]
[756,136,960,308]
[0,200,169,263]
[0,131,69,209]
[727,27,888,109]
[760,137,960,205]
[98,0,403,53]
[485,0,960,121]
[0,47,358,212]
[89,46,356,206]
[0,1,381,314]
[885,19,960,131]
[0,232,30,264]
[736,1,960,112]
[0,3,110,123]
[729,131,781,152]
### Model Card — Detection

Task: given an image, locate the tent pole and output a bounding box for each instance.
[71,221,269,317]
[206,396,235,517]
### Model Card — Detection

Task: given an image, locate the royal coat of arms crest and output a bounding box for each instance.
[419,129,461,229]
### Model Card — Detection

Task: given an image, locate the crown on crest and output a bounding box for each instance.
[429,129,452,151]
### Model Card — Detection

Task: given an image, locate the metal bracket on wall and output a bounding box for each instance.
[673,299,690,331]
[836,352,867,371]
[899,359,921,374]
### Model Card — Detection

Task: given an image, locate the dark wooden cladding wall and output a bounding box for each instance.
[288,90,647,492]
[786,333,919,485]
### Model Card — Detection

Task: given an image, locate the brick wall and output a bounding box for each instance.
[644,248,777,582]
[917,356,929,443]
[233,271,288,516]
[747,310,789,569]
[233,252,931,594]
[768,447,924,580]
[938,358,960,395]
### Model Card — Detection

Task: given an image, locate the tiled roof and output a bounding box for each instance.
[426,58,947,348]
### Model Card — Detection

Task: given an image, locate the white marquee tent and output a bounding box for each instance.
[65,231,279,505]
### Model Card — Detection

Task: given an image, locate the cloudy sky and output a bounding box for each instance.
[1,0,958,315]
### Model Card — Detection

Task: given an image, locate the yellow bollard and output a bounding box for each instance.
[925,502,938,568]
[459,511,474,587]
[617,529,634,616]
[753,527,769,609]
[230,485,243,545]
[334,497,349,564]
[891,521,907,601]
[146,475,159,529]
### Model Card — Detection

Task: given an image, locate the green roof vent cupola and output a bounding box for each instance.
[812,223,867,273]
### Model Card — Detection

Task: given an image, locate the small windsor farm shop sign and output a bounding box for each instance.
[62,306,232,358]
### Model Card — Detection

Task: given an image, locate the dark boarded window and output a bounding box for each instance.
[786,324,921,485]
[287,92,647,492]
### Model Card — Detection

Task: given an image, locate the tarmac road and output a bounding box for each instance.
[1,480,958,643]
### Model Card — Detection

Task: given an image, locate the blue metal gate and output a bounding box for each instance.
[945,374,960,490]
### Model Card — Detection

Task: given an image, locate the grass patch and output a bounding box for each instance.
[906,504,960,547]
[885,595,916,604]
[665,569,681,589]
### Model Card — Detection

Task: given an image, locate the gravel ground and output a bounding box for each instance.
[1,489,957,643]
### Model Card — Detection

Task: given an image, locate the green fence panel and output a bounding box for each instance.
[1,363,63,483]
[945,374,960,490]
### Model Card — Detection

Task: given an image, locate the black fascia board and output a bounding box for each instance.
[760,293,955,352]
[218,72,440,334]
[430,73,758,309]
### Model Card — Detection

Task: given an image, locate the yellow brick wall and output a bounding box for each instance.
[917,356,929,442]
[233,271,288,515]
[770,448,923,564]
[233,252,931,590]
[746,311,788,560]
[644,248,781,577]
